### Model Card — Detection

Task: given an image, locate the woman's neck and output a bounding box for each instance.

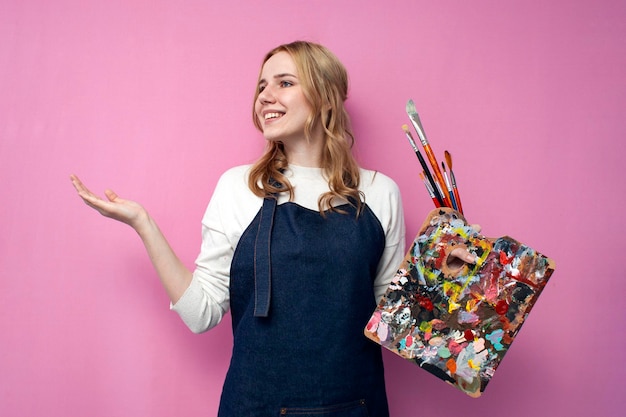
[283,129,324,167]
[285,148,322,167]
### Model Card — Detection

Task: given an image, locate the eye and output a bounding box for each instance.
[258,84,266,93]
[280,80,294,88]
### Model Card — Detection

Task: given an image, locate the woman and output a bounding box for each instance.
[71,41,471,416]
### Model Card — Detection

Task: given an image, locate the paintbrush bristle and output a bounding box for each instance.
[402,124,419,151]
[445,150,452,169]
[405,99,426,140]
[405,100,423,123]
[406,99,417,114]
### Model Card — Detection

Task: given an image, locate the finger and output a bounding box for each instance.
[449,247,477,264]
[78,192,109,211]
[69,174,85,192]
[104,189,119,202]
[69,176,107,208]
[70,175,115,208]
[470,224,482,233]
[70,174,95,197]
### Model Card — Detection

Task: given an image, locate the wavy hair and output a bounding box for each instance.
[247,41,363,214]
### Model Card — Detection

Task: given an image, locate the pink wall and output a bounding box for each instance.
[1,1,625,416]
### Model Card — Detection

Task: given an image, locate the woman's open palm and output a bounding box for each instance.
[70,174,146,228]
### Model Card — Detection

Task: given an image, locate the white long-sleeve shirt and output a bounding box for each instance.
[171,164,406,333]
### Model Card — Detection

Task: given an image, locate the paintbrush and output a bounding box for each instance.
[402,124,444,206]
[441,161,458,211]
[405,99,451,208]
[420,171,441,207]
[445,150,464,214]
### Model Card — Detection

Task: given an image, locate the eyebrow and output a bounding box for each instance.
[258,73,298,84]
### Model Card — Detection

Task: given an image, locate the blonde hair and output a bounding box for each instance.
[248,40,363,214]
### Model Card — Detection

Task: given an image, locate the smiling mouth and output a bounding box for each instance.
[264,112,284,121]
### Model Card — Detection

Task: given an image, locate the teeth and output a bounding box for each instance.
[264,112,283,120]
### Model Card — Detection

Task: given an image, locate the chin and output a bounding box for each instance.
[262,134,283,143]
[261,128,285,142]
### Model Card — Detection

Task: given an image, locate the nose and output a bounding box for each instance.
[258,85,276,104]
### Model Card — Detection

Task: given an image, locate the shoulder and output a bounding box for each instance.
[208,164,260,213]
[213,165,252,196]
[359,168,404,236]
[215,164,253,189]
[202,164,262,231]
[359,168,401,199]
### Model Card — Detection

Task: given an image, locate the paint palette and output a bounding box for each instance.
[365,208,555,397]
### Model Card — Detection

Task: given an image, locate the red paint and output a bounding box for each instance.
[499,316,512,331]
[464,329,474,341]
[495,300,509,315]
[434,248,446,269]
[418,296,434,311]
[500,252,508,265]
[500,251,515,265]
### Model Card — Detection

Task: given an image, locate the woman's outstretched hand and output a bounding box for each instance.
[70,174,193,303]
[70,174,146,229]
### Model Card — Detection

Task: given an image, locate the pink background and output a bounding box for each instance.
[1,1,625,416]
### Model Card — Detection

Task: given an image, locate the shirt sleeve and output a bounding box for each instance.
[171,166,259,333]
[362,170,407,302]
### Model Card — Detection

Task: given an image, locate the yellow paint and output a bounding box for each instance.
[448,300,461,313]
[419,321,432,333]
[466,298,479,312]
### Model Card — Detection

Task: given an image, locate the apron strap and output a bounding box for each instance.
[253,196,277,317]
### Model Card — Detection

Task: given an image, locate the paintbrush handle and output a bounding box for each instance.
[415,151,444,206]
[443,170,458,211]
[450,170,463,214]
[420,172,441,208]
[422,144,451,207]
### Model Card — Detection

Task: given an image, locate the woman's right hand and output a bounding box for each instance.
[70,174,147,229]
[70,174,194,303]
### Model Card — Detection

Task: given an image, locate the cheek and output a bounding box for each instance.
[253,104,264,125]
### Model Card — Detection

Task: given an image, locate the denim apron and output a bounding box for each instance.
[218,197,390,416]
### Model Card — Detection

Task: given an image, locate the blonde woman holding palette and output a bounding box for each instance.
[71,40,475,416]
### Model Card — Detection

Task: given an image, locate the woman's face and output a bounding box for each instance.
[254,51,315,144]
